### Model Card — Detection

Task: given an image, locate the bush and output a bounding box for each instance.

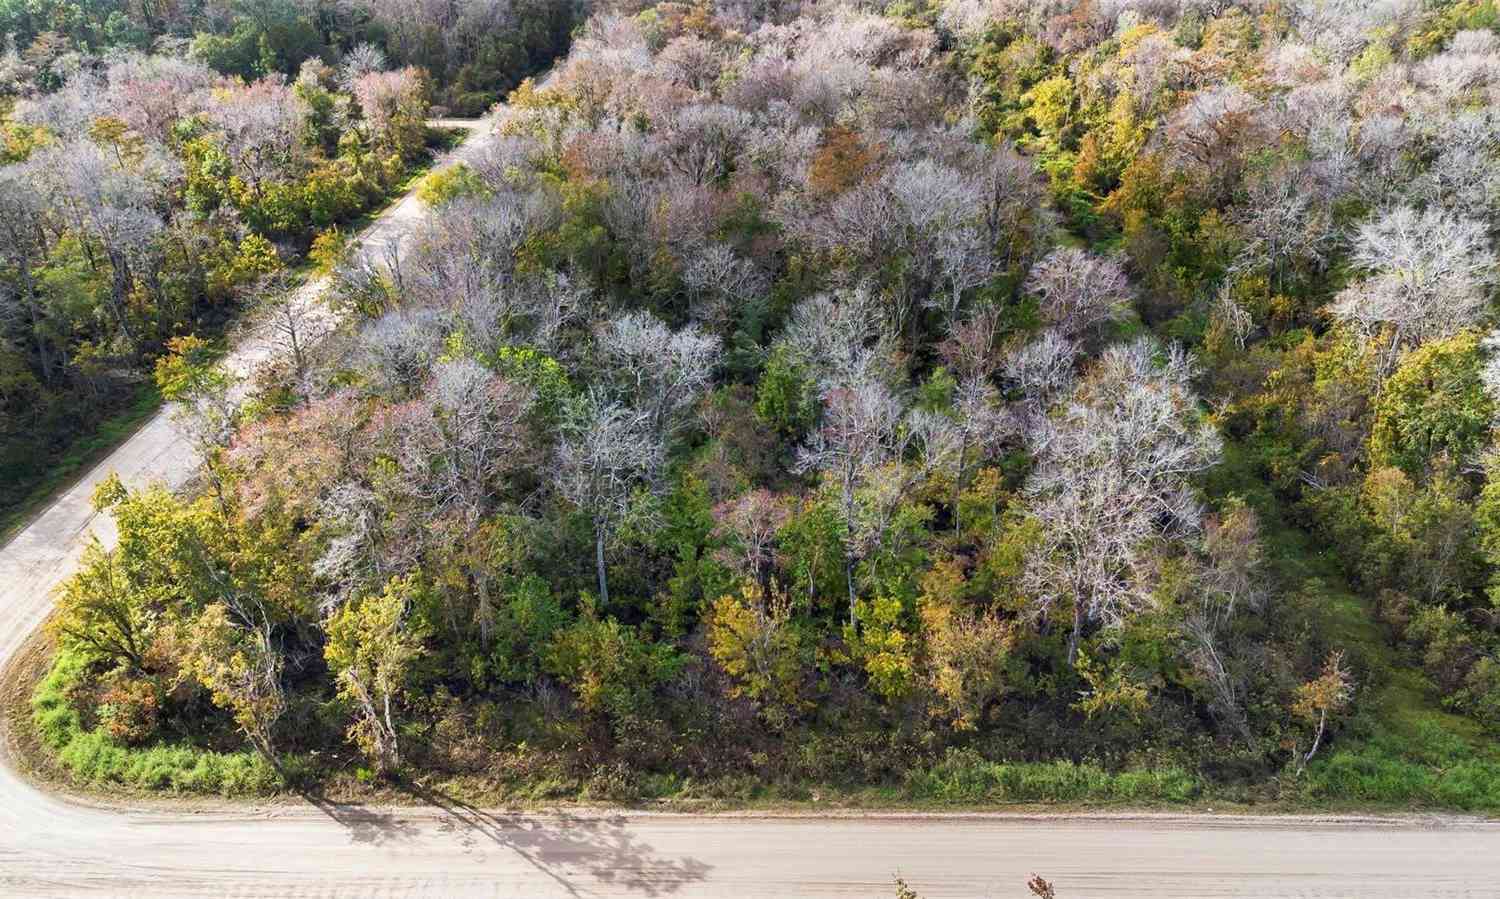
[417,162,490,207]
[30,649,281,797]
[98,674,161,746]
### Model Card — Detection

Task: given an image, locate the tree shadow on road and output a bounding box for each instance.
[296,782,712,896]
[401,781,712,897]
[299,789,421,847]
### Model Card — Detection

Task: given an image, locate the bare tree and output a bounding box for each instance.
[596,311,722,439]
[360,308,448,398]
[974,140,1052,269]
[1025,247,1132,340]
[937,307,1012,530]
[656,103,754,187]
[258,273,336,403]
[395,359,532,524]
[794,371,908,624]
[1004,329,1079,415]
[553,392,664,606]
[339,42,389,91]
[0,161,57,383]
[314,482,389,601]
[1328,205,1497,372]
[1022,339,1222,663]
[205,78,307,206]
[1165,84,1267,199]
[1413,111,1500,217]
[930,225,1002,322]
[778,287,892,391]
[34,139,165,354]
[655,35,724,93]
[1185,504,1267,746]
[1232,168,1337,291]
[713,489,793,590]
[940,375,1008,532]
[682,243,768,330]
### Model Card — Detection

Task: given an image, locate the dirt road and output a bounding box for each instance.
[0,114,478,699]
[3,113,1500,899]
[1,803,1498,897]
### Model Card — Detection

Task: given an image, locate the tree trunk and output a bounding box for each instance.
[1067,603,1083,667]
[105,248,139,356]
[11,253,56,385]
[845,557,857,627]
[950,437,969,534]
[842,476,857,627]
[1301,707,1328,771]
[382,692,400,773]
[595,523,609,607]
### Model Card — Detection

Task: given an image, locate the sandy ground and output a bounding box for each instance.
[3,108,1500,898]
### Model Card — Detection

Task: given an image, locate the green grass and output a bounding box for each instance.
[902,749,1202,804]
[1303,727,1500,811]
[0,382,162,545]
[1207,439,1500,811]
[31,649,281,797]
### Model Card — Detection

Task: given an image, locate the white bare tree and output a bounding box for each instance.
[1004,329,1079,415]
[1185,503,1267,745]
[778,287,893,391]
[931,224,1003,322]
[339,42,389,91]
[655,35,724,93]
[1022,338,1222,664]
[257,272,336,403]
[655,103,754,187]
[0,161,58,383]
[34,139,166,354]
[203,78,307,204]
[596,311,722,439]
[682,243,768,330]
[553,392,664,606]
[1231,168,1337,291]
[1327,205,1497,372]
[396,359,532,525]
[794,371,909,624]
[1025,248,1132,340]
[934,306,1013,529]
[360,309,448,397]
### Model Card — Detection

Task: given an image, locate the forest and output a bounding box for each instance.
[19,0,1500,808]
[0,0,574,524]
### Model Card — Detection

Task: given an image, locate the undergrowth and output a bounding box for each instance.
[31,649,280,797]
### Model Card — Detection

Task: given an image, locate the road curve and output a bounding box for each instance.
[3,116,1500,899]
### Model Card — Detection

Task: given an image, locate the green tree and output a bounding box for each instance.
[1369,331,1492,477]
[52,541,154,671]
[324,575,427,775]
[186,602,287,764]
[708,584,807,723]
[51,475,229,672]
[754,346,816,438]
[545,600,680,721]
[417,162,490,207]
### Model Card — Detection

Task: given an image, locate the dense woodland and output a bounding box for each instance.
[26,0,1500,804]
[0,0,574,520]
